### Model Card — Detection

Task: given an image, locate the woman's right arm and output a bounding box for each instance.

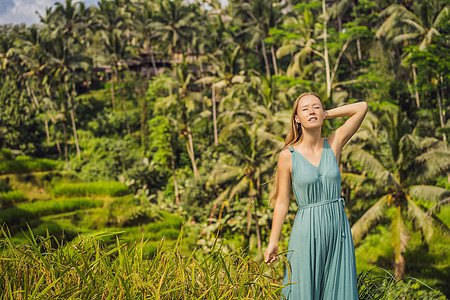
[265,148,292,264]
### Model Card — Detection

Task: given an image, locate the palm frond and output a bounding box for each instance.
[346,146,399,188]
[228,177,249,202]
[351,195,389,245]
[408,185,450,202]
[406,197,434,243]
[341,173,369,188]
[427,198,450,216]
[392,32,420,44]
[433,6,449,27]
[415,149,450,182]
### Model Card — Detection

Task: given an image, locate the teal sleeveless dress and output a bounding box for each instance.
[281,137,358,300]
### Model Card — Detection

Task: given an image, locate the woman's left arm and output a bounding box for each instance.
[325,101,368,150]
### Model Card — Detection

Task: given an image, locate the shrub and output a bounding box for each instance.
[0,178,11,192]
[0,198,102,225]
[0,190,27,209]
[0,149,13,162]
[51,181,129,197]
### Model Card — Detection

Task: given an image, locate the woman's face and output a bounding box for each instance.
[294,95,325,128]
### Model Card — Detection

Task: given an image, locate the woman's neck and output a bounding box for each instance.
[297,127,323,150]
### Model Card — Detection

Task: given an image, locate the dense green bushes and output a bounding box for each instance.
[51,181,129,197]
[0,156,58,174]
[0,198,102,225]
[0,190,27,209]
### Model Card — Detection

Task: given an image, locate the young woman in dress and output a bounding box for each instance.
[264,92,368,299]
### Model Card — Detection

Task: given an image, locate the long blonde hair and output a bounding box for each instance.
[267,92,324,208]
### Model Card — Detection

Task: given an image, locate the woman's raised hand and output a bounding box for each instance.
[264,242,279,265]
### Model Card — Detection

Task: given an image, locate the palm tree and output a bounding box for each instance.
[231,0,287,79]
[150,0,198,61]
[42,0,91,158]
[206,72,290,259]
[196,42,246,146]
[155,63,203,181]
[97,0,129,110]
[14,25,53,145]
[375,2,449,108]
[275,2,355,100]
[344,106,450,279]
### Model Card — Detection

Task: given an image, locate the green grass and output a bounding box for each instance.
[0,157,58,174]
[0,198,102,226]
[51,181,129,197]
[0,224,445,299]
[0,190,27,208]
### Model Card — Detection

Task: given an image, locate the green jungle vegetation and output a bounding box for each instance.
[0,0,449,298]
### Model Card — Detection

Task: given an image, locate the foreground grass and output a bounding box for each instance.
[0,224,284,299]
[0,224,446,299]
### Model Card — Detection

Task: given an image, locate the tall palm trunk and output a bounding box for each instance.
[171,155,180,205]
[110,69,116,109]
[322,0,331,99]
[150,47,158,76]
[115,66,131,135]
[185,125,199,179]
[270,45,278,76]
[436,77,446,142]
[141,96,148,152]
[260,39,271,79]
[412,64,420,108]
[62,120,69,166]
[393,205,407,280]
[212,86,218,146]
[26,82,51,144]
[64,81,80,157]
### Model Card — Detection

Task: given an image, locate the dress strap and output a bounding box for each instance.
[288,146,294,152]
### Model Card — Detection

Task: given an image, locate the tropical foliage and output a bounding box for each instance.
[0,0,449,297]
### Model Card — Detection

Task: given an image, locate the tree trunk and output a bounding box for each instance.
[412,64,420,108]
[353,2,362,61]
[141,96,148,152]
[62,120,69,166]
[150,47,158,76]
[436,77,446,142]
[247,198,252,237]
[110,70,116,109]
[260,39,271,79]
[186,125,200,179]
[270,45,278,76]
[212,86,218,146]
[54,127,62,156]
[65,81,80,157]
[356,39,362,61]
[322,0,331,99]
[171,155,180,205]
[26,82,51,144]
[209,203,217,225]
[116,68,131,135]
[254,198,262,259]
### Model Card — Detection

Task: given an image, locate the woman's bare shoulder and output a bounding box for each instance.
[278,148,292,170]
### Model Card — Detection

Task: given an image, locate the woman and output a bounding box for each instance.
[264,92,368,299]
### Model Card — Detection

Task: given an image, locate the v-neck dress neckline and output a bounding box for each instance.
[291,137,326,169]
